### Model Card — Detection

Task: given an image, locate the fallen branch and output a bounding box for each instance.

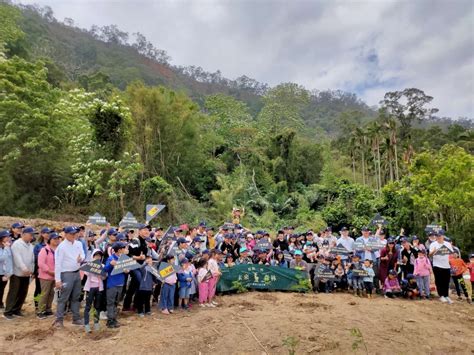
[240,317,269,354]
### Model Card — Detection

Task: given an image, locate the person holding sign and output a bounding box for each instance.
[53,226,85,328]
[429,231,454,304]
[37,232,61,319]
[136,255,159,317]
[449,252,470,303]
[159,255,178,315]
[196,259,211,308]
[104,242,129,328]
[83,249,104,332]
[336,227,354,263]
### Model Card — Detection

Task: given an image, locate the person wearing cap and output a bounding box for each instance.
[355,227,379,262]
[289,250,310,279]
[0,230,13,309]
[232,207,244,225]
[104,242,129,327]
[424,231,437,251]
[123,224,150,312]
[53,226,85,327]
[207,250,221,307]
[177,258,193,311]
[413,249,432,299]
[429,230,454,304]
[4,226,35,320]
[37,232,62,319]
[236,247,253,265]
[220,234,233,256]
[83,249,104,332]
[411,236,426,254]
[159,255,178,314]
[400,238,417,280]
[383,270,402,298]
[135,255,159,317]
[206,228,216,250]
[449,250,470,303]
[33,227,51,311]
[10,222,24,241]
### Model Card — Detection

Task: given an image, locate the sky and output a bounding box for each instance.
[18,0,474,118]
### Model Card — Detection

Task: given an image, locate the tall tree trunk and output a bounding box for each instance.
[361,151,366,185]
[351,152,356,182]
[394,142,399,181]
[377,142,382,190]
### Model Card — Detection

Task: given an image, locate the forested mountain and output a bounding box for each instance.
[0,2,473,255]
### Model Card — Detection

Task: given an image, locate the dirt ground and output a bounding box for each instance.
[0,286,473,355]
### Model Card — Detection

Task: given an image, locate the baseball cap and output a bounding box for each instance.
[239,247,248,253]
[92,249,104,257]
[137,223,151,230]
[361,227,369,232]
[112,242,127,251]
[107,228,118,236]
[294,250,303,256]
[340,227,348,232]
[192,237,202,243]
[177,237,190,244]
[180,257,190,265]
[0,230,12,238]
[116,233,127,241]
[63,226,79,234]
[22,227,37,234]
[49,232,60,240]
[11,222,24,229]
[41,227,52,234]
[199,221,207,227]
[145,237,152,242]
[389,269,397,276]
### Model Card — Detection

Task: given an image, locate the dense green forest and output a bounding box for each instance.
[0,3,473,253]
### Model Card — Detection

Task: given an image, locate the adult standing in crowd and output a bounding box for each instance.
[379,238,398,286]
[337,227,354,264]
[33,227,51,311]
[0,230,13,309]
[10,222,24,241]
[37,232,61,319]
[123,224,149,311]
[429,230,454,304]
[4,227,35,320]
[53,226,85,327]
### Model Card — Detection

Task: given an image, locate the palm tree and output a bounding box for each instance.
[367,122,383,192]
[355,127,368,185]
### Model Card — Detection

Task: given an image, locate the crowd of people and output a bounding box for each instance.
[0,213,473,334]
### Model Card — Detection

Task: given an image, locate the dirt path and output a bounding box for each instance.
[0,289,473,354]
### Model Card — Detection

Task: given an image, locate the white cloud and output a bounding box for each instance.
[16,0,474,117]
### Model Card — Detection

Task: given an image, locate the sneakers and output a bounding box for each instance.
[44,311,54,317]
[52,320,64,328]
[207,303,216,308]
[84,324,91,333]
[199,304,206,308]
[440,296,447,303]
[94,323,100,331]
[145,312,153,316]
[161,309,170,315]
[37,312,48,320]
[445,297,453,304]
[72,319,84,326]
[3,313,14,320]
[106,320,120,329]
[99,311,107,320]
[13,311,25,317]
[211,301,218,306]
[138,313,145,318]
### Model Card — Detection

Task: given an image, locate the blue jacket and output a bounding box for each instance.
[139,265,158,291]
[0,247,13,276]
[104,254,125,288]
[177,270,193,288]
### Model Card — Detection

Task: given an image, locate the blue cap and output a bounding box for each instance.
[437,229,446,235]
[87,231,96,237]
[192,237,202,243]
[116,233,127,241]
[387,237,395,243]
[177,237,189,244]
[112,242,127,250]
[235,224,242,229]
[49,232,60,240]
[389,269,397,276]
[202,249,210,255]
[239,247,248,253]
[149,232,155,239]
[199,221,206,227]
[11,222,24,229]
[444,237,451,242]
[22,227,37,234]
[0,230,11,238]
[41,227,51,234]
[412,235,418,240]
[107,228,118,236]
[361,227,369,232]
[294,250,303,256]
[145,237,152,242]
[63,226,79,234]
[180,257,190,265]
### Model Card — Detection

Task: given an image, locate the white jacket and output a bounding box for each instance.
[11,239,34,277]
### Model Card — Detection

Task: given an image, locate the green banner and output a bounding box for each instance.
[217,264,310,292]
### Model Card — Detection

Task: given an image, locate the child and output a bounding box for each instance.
[402,274,419,299]
[383,270,402,298]
[413,249,432,299]
[196,259,211,308]
[159,255,177,314]
[103,242,129,329]
[177,258,193,311]
[207,250,221,307]
[333,263,347,291]
[362,259,375,298]
[136,256,158,317]
[349,255,364,297]
[83,249,105,332]
[449,252,470,303]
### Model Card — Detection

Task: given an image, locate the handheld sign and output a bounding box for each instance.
[425,224,443,234]
[203,269,213,281]
[283,251,293,262]
[352,269,369,277]
[256,239,272,251]
[119,212,140,228]
[111,254,141,275]
[330,243,350,255]
[367,240,385,251]
[317,268,335,280]
[353,241,365,251]
[158,262,176,280]
[145,204,166,223]
[88,212,107,226]
[370,213,388,226]
[80,260,104,276]
[145,265,160,279]
[435,245,452,256]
